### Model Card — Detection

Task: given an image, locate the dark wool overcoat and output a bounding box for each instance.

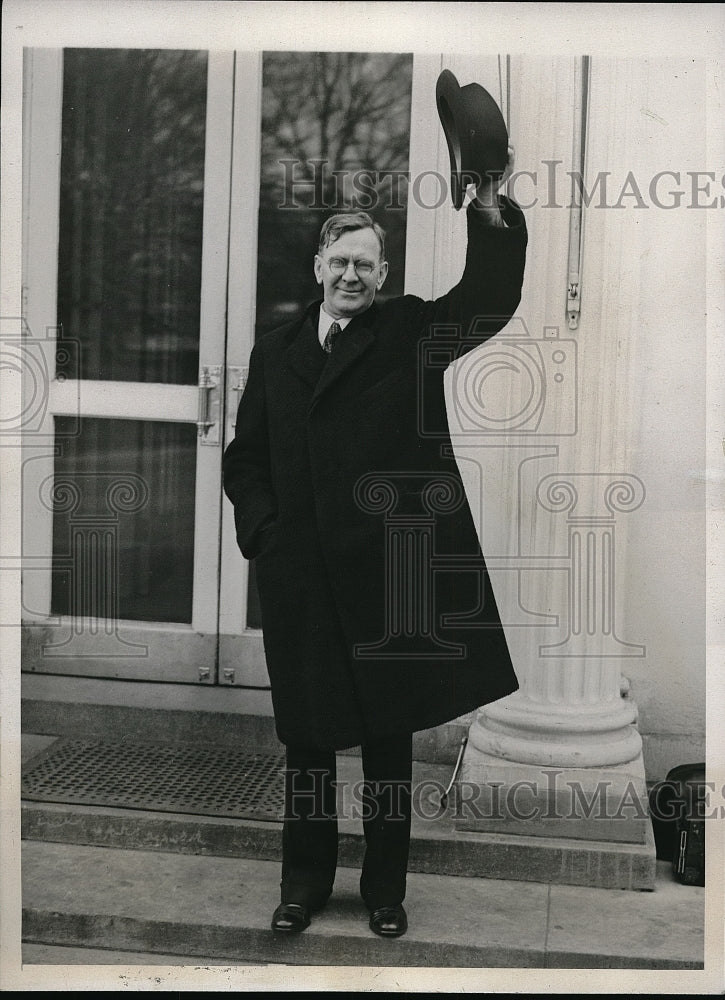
[223,197,528,749]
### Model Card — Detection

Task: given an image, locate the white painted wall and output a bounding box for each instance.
[588,57,708,778]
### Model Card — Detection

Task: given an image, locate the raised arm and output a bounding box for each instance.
[413,147,528,347]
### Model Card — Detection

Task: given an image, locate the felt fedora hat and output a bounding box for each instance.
[436,69,509,210]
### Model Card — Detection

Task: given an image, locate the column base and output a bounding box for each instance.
[442,825,657,891]
[471,693,643,767]
[452,741,656,889]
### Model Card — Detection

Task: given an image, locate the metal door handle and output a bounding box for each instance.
[197,365,222,445]
[226,366,248,440]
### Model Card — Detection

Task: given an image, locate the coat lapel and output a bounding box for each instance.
[311,304,378,406]
[284,301,380,406]
[285,307,326,390]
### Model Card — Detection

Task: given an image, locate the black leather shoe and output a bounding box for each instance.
[271,902,311,933]
[369,904,408,938]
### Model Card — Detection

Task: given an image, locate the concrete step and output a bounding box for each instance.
[21,942,266,966]
[22,736,657,890]
[21,841,704,969]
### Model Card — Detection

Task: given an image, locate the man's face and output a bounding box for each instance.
[314,228,389,319]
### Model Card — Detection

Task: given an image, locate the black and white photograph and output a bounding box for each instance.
[1,1,723,993]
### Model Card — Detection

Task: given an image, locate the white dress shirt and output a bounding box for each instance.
[318,305,352,349]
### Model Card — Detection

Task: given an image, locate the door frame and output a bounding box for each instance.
[216,50,269,688]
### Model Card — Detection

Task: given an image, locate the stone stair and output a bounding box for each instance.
[19,734,705,969]
[21,839,705,969]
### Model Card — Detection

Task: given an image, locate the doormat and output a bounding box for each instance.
[21,738,286,822]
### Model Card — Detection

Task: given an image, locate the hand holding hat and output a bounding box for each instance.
[436,69,511,211]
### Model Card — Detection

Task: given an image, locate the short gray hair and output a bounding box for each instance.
[318,212,386,260]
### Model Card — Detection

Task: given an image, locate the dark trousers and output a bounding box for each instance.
[281,734,413,911]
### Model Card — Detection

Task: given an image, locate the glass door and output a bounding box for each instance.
[21,48,235,682]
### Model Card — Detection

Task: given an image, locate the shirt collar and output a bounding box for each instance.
[318,304,352,347]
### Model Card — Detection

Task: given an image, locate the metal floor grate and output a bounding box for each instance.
[21,738,285,821]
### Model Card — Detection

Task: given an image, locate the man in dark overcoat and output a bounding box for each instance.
[222,151,527,938]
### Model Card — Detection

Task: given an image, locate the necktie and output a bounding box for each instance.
[323,321,342,354]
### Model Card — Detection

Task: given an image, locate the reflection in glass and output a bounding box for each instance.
[255,52,414,337]
[52,417,197,624]
[57,49,208,384]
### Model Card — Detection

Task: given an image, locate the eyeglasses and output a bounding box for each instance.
[324,256,378,277]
